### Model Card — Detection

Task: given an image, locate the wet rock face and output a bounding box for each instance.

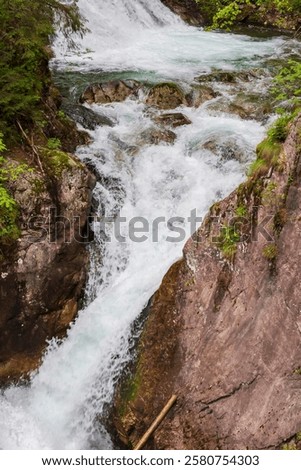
[138,128,177,145]
[196,69,268,84]
[80,80,141,105]
[206,94,272,122]
[0,157,95,383]
[196,68,273,123]
[203,138,248,163]
[81,80,217,112]
[186,85,219,107]
[114,117,301,450]
[62,103,115,130]
[161,0,204,25]
[155,112,192,128]
[145,83,187,110]
[232,93,272,122]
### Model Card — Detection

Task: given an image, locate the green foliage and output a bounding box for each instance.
[218,224,240,259]
[0,133,37,245]
[196,0,301,29]
[0,186,20,244]
[211,1,242,30]
[262,243,278,260]
[42,148,76,177]
[0,0,85,132]
[57,110,68,121]
[268,115,291,143]
[0,160,33,183]
[196,0,258,29]
[248,114,293,180]
[255,138,282,168]
[235,204,247,217]
[31,178,46,195]
[0,134,21,244]
[264,62,301,159]
[261,182,278,205]
[47,138,62,150]
[272,61,301,110]
[282,442,297,450]
[0,137,6,154]
[248,157,269,177]
[118,369,141,420]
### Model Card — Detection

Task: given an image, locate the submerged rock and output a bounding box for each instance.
[145,83,187,109]
[196,68,267,84]
[207,93,272,122]
[113,116,301,450]
[232,93,273,121]
[138,128,177,145]
[203,138,247,162]
[155,112,192,128]
[186,85,219,107]
[110,134,138,155]
[80,80,141,105]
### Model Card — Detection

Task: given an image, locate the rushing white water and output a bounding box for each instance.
[0,0,290,450]
[54,0,286,80]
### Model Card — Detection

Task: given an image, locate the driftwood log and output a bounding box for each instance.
[134,395,177,450]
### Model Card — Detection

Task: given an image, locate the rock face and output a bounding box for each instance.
[80,80,141,105]
[161,0,204,25]
[138,128,177,145]
[62,103,115,130]
[206,97,272,122]
[0,154,95,383]
[197,69,268,84]
[145,83,187,110]
[155,112,192,128]
[81,80,218,115]
[186,85,218,108]
[114,116,301,450]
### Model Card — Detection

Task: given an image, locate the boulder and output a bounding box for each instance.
[203,138,247,163]
[80,80,141,105]
[109,134,138,155]
[232,93,272,122]
[186,85,219,107]
[62,103,115,129]
[155,112,192,128]
[196,68,267,84]
[138,128,177,145]
[145,83,186,109]
[207,94,272,122]
[197,70,238,84]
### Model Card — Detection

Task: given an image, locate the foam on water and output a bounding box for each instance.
[0,0,288,450]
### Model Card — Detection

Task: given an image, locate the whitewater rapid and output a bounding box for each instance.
[0,0,290,450]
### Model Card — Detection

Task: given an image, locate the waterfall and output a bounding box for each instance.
[0,0,288,450]
[54,0,180,63]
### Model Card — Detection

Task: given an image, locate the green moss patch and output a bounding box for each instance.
[42,148,79,177]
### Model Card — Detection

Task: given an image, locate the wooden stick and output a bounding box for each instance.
[134,395,177,450]
[16,120,45,175]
